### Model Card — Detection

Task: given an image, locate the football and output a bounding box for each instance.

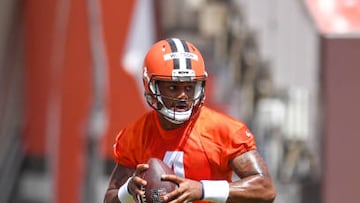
[138,158,177,203]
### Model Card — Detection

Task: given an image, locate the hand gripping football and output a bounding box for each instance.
[138,158,177,203]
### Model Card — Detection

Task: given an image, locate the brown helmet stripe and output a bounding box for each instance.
[166,38,193,70]
[166,38,180,70]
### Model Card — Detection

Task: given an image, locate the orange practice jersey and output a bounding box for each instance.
[113,106,256,182]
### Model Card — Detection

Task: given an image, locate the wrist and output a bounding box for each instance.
[200,180,229,203]
[118,177,133,203]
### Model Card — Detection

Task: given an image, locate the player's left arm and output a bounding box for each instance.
[228,150,276,203]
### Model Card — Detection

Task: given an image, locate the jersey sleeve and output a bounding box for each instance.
[216,123,256,173]
[225,125,257,160]
[113,128,140,168]
[198,120,257,177]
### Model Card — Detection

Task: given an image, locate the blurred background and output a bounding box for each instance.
[1,0,360,202]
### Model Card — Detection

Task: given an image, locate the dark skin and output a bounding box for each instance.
[103,81,276,203]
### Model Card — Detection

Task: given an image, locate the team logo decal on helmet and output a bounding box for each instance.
[142,38,207,123]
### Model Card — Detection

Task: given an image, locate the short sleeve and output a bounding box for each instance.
[112,128,139,168]
[225,125,257,163]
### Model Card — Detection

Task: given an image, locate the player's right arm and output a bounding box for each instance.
[104,164,149,203]
[104,164,134,203]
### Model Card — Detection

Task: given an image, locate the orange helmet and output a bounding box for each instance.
[143,38,208,123]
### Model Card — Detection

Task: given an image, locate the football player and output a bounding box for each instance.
[104,38,276,203]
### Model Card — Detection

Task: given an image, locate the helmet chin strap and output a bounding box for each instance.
[160,106,193,124]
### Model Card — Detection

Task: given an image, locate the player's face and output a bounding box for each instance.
[157,81,196,112]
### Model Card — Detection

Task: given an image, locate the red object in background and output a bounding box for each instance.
[23,0,54,158]
[99,0,148,160]
[24,0,92,202]
[306,0,360,33]
[24,0,148,202]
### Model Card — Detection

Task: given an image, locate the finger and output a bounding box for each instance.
[133,185,146,196]
[164,187,189,203]
[161,174,183,183]
[134,164,149,175]
[163,187,182,202]
[128,176,146,196]
[132,175,147,186]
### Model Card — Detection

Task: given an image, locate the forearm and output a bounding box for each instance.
[227,175,276,203]
[228,150,276,203]
[104,164,135,203]
[104,189,120,203]
[104,177,135,203]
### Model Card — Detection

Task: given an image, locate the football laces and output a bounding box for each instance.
[138,186,147,203]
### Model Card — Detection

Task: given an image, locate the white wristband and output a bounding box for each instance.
[118,177,133,203]
[200,180,229,203]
